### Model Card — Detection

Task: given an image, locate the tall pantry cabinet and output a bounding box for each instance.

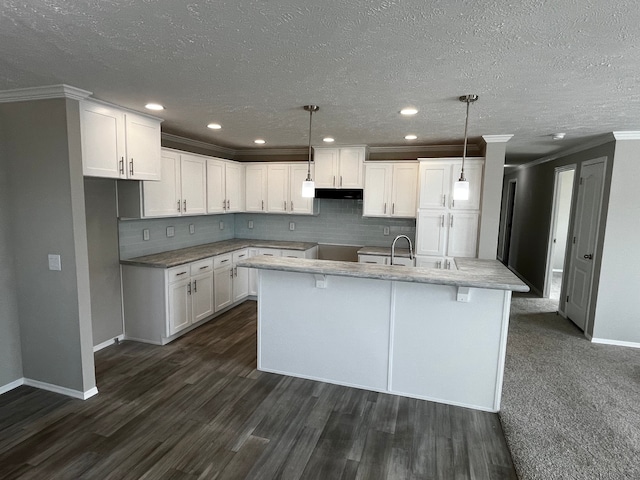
[415,158,484,269]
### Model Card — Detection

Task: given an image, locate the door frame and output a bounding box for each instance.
[500,179,517,267]
[564,156,607,332]
[543,165,576,299]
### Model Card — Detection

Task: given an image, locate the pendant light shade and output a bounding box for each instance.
[301,105,319,198]
[453,94,478,201]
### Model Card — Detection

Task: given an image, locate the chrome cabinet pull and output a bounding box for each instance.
[442,194,446,207]
[437,260,442,269]
[220,259,229,263]
[392,203,395,215]
[229,269,233,278]
[452,199,455,208]
[261,200,264,211]
[129,159,134,176]
[119,157,125,174]
[223,199,226,209]
[340,176,343,187]
[199,265,208,270]
[183,199,187,212]
[450,215,454,227]
[187,282,192,294]
[284,200,287,211]
[333,175,336,187]
[291,201,293,210]
[193,279,197,292]
[176,271,187,276]
[384,203,387,214]
[234,267,238,277]
[227,199,230,209]
[441,215,444,227]
[177,200,181,212]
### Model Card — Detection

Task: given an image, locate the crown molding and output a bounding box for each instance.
[612,131,640,140]
[0,84,92,103]
[161,132,236,157]
[235,147,308,157]
[482,134,514,144]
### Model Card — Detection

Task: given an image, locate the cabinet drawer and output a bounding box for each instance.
[257,248,281,257]
[281,249,305,259]
[167,265,190,284]
[213,253,232,269]
[190,258,213,275]
[232,249,249,263]
[358,254,388,265]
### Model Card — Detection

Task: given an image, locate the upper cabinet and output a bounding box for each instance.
[418,159,483,211]
[265,163,315,214]
[245,164,268,213]
[81,100,162,180]
[313,146,366,189]
[207,158,245,214]
[363,162,418,218]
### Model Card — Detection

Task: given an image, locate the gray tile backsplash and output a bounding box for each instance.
[118,199,415,259]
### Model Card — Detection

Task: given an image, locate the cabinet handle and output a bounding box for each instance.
[450,215,454,227]
[284,200,287,211]
[229,269,233,278]
[442,194,446,207]
[291,201,293,211]
[227,199,230,209]
[183,199,187,212]
[340,176,343,187]
[441,215,444,227]
[177,200,181,212]
[193,279,197,292]
[238,254,246,258]
[333,175,336,187]
[220,259,229,263]
[261,200,264,211]
[129,159,134,176]
[392,203,395,215]
[187,282,192,295]
[176,271,187,276]
[234,267,238,277]
[437,260,442,269]
[223,199,226,210]
[452,199,455,208]
[384,203,387,214]
[119,157,125,175]
[199,265,209,270]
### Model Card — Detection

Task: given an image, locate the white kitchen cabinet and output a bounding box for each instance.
[232,249,250,303]
[313,146,366,189]
[416,211,478,258]
[418,159,483,211]
[167,258,213,336]
[245,164,268,212]
[81,99,161,180]
[167,276,191,336]
[363,162,417,218]
[191,260,215,323]
[416,211,447,257]
[415,256,457,271]
[118,149,207,218]
[358,254,415,266]
[264,163,315,214]
[207,159,245,214]
[213,253,233,312]
[446,212,479,258]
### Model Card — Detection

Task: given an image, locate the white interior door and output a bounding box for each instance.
[565,159,606,331]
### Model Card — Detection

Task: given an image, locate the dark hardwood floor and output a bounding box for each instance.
[0,301,517,479]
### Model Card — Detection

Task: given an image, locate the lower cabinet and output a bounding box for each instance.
[167,258,214,336]
[232,249,250,302]
[358,254,415,266]
[415,256,457,270]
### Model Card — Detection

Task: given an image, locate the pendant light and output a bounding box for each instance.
[301,105,319,198]
[453,94,479,201]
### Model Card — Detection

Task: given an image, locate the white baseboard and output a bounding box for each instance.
[22,378,98,400]
[93,334,125,352]
[591,338,640,349]
[0,378,24,395]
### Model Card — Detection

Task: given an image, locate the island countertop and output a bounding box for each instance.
[237,256,529,292]
[120,239,318,268]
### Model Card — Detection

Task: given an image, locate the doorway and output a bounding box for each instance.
[501,179,517,267]
[565,158,607,331]
[544,166,576,302]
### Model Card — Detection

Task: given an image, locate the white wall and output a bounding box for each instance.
[552,169,574,271]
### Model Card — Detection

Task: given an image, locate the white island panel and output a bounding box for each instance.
[258,270,391,392]
[391,283,510,411]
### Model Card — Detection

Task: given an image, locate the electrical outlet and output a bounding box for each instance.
[289,222,295,231]
[143,229,150,241]
[383,226,390,236]
[48,254,61,271]
[219,221,224,230]
[248,220,254,229]
[166,226,175,237]
[189,224,195,234]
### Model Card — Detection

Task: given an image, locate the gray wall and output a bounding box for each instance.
[0,125,23,389]
[85,178,124,346]
[500,141,616,297]
[1,98,95,394]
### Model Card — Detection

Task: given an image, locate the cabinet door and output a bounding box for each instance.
[180,154,207,215]
[124,113,161,181]
[358,254,388,265]
[390,256,415,267]
[248,248,259,296]
[338,148,365,188]
[419,163,451,209]
[168,278,191,336]
[214,266,233,312]
[313,148,339,188]
[191,271,214,323]
[143,150,181,217]
[450,162,483,211]
[225,162,244,212]
[447,213,479,258]
[281,249,305,258]
[81,101,126,178]
[289,164,314,214]
[206,159,226,214]
[415,256,445,269]
[232,249,249,303]
[391,163,418,217]
[416,211,447,257]
[363,163,392,217]
[267,164,289,213]
[245,164,267,212]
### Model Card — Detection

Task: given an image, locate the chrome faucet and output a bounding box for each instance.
[391,235,414,266]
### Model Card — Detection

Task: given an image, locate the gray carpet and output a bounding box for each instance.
[500,292,640,479]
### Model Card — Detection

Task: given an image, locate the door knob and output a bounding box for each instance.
[583,254,593,260]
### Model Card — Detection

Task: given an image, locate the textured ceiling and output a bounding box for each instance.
[2,0,640,163]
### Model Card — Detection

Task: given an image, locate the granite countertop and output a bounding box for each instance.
[357,246,413,258]
[236,256,530,292]
[121,239,318,268]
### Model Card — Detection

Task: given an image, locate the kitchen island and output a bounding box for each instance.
[237,256,528,412]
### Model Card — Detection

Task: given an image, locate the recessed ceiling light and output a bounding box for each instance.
[254,139,266,144]
[400,108,418,115]
[405,134,417,140]
[552,133,566,140]
[207,123,222,130]
[145,103,164,111]
[323,137,335,143]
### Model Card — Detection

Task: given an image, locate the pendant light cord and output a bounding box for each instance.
[306,108,313,182]
[461,97,470,182]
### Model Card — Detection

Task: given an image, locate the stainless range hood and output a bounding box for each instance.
[314,188,363,200]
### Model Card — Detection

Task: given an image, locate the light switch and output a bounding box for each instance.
[248,220,254,229]
[383,226,390,236]
[143,229,150,241]
[219,222,224,230]
[48,254,61,271]
[166,226,175,237]
[189,224,195,234]
[289,222,295,231]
